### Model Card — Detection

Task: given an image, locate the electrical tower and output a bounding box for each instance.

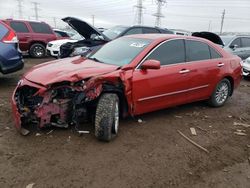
[220,9,225,35]
[16,0,23,19]
[134,0,144,25]
[153,0,166,27]
[32,2,40,20]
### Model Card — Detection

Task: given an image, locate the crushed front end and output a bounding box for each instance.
[12,78,102,135]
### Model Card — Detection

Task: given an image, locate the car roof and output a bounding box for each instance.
[124,34,206,41]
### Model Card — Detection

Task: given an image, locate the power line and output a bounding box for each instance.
[134,0,144,25]
[220,9,225,34]
[16,0,23,19]
[153,0,166,27]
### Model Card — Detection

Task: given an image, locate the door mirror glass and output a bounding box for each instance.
[141,59,160,70]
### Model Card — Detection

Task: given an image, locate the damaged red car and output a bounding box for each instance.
[12,34,242,141]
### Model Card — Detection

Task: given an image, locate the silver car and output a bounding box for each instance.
[243,57,250,78]
[221,35,250,60]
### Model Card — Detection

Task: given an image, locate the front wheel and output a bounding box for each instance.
[209,78,231,107]
[95,93,119,141]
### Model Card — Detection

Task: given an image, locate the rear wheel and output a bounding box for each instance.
[95,93,119,141]
[209,78,231,107]
[30,43,46,58]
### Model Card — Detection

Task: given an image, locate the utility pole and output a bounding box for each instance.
[134,0,144,25]
[16,0,23,19]
[220,9,225,35]
[32,2,40,20]
[92,15,95,26]
[53,17,57,28]
[153,0,166,27]
[208,20,212,31]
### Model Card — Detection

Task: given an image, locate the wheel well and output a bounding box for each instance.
[101,83,129,118]
[29,41,46,50]
[224,76,234,96]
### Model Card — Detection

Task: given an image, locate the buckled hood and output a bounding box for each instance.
[62,17,110,41]
[192,31,224,46]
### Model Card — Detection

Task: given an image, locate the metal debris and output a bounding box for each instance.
[233,122,250,128]
[78,131,90,134]
[190,127,197,136]
[177,130,209,154]
[35,133,41,136]
[26,183,35,188]
[175,115,183,119]
[20,127,30,136]
[138,119,143,123]
[196,126,208,132]
[46,130,54,135]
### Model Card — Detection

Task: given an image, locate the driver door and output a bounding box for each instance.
[131,39,191,115]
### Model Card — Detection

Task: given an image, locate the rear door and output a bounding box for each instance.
[229,37,245,59]
[184,40,224,101]
[9,21,31,51]
[29,22,57,43]
[132,39,191,115]
[240,37,250,59]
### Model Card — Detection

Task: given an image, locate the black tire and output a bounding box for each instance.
[30,43,46,58]
[208,78,231,107]
[95,93,119,141]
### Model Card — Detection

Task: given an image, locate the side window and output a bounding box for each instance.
[146,39,185,66]
[29,22,53,34]
[123,28,143,36]
[143,28,160,34]
[230,38,241,48]
[10,21,29,33]
[210,47,222,59]
[241,37,250,47]
[186,40,210,61]
[54,31,63,37]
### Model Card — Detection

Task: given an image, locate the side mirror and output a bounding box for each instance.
[141,59,160,70]
[230,44,238,50]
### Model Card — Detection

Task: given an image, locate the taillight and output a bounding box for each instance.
[2,29,18,43]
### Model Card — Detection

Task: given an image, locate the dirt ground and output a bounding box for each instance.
[0,57,250,188]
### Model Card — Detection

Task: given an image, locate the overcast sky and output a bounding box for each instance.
[0,0,250,32]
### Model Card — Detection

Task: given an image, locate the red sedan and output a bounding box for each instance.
[12,34,242,141]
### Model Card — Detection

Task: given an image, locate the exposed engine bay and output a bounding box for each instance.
[14,80,103,133]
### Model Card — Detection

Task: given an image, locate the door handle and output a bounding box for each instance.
[179,69,190,74]
[217,63,224,67]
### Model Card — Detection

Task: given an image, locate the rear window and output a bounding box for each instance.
[186,40,210,61]
[0,22,8,39]
[210,47,222,59]
[143,28,160,34]
[10,21,29,33]
[54,31,69,37]
[29,22,53,34]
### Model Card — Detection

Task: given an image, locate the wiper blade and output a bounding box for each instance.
[88,57,103,63]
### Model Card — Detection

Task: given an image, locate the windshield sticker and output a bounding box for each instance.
[130,42,147,48]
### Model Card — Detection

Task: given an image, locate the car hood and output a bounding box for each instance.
[49,39,78,45]
[62,17,110,41]
[24,56,119,86]
[192,32,224,46]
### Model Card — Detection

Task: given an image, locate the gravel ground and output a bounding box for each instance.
[0,57,250,188]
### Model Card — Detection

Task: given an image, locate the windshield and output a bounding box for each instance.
[220,36,233,46]
[71,33,84,40]
[102,26,128,40]
[88,37,152,66]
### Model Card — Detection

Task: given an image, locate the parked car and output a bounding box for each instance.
[243,57,250,78]
[0,21,23,74]
[46,33,83,57]
[1,19,57,58]
[59,17,173,58]
[220,35,250,60]
[53,29,70,39]
[12,34,242,141]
